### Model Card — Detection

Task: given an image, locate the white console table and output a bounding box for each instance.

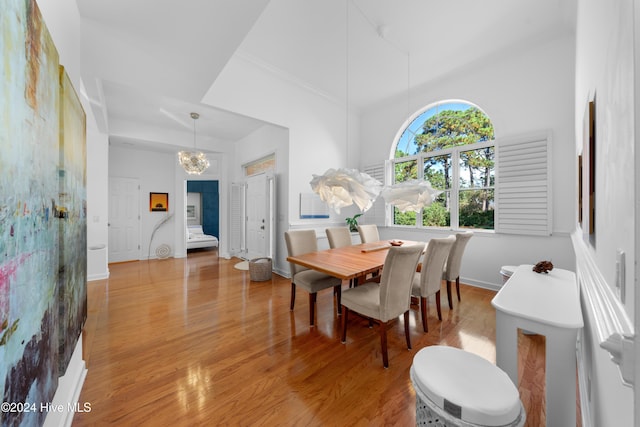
[492,265,583,427]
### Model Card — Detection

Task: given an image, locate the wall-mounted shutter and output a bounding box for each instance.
[495,132,552,235]
[230,182,245,253]
[363,163,386,226]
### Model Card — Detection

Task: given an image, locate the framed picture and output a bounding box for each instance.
[581,97,596,244]
[577,154,582,225]
[186,205,196,219]
[150,192,169,212]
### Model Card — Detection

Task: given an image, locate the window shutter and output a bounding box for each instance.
[230,182,245,253]
[363,163,386,226]
[495,132,552,235]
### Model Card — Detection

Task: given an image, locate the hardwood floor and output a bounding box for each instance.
[74,250,578,426]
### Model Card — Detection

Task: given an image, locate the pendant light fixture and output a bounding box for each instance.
[309,0,382,214]
[380,179,441,213]
[178,112,210,175]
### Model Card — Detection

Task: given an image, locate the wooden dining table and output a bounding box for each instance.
[286,240,425,283]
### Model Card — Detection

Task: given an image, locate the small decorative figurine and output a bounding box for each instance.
[532,260,554,274]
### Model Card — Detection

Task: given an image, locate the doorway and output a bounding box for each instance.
[231,173,275,261]
[186,180,219,254]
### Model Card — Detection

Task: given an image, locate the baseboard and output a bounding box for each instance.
[87,271,109,281]
[43,337,88,427]
[461,278,501,292]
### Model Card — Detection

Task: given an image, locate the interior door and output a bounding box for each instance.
[108,177,140,262]
[245,174,275,259]
[245,174,268,260]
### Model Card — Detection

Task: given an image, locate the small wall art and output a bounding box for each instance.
[150,192,169,212]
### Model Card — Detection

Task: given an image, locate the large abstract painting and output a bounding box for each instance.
[0,0,86,425]
[58,66,87,375]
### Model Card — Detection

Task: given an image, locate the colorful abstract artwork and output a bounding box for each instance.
[58,66,87,375]
[1,0,86,425]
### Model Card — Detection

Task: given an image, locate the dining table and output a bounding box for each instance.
[286,240,425,284]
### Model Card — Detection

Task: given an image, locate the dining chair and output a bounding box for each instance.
[341,244,423,368]
[326,227,354,287]
[443,231,474,309]
[357,224,380,243]
[412,236,455,332]
[325,227,352,249]
[285,230,343,326]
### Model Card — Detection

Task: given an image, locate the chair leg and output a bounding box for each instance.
[446,280,454,309]
[404,311,412,350]
[456,277,461,301]
[420,296,428,332]
[341,306,349,343]
[435,290,442,320]
[309,292,317,326]
[290,283,296,310]
[335,285,342,315]
[380,321,389,368]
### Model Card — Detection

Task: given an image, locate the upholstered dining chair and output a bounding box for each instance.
[325,227,352,249]
[326,227,354,287]
[341,244,423,368]
[357,224,380,243]
[411,236,455,332]
[285,230,343,326]
[443,231,474,309]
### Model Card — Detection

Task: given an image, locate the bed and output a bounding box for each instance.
[186,225,218,250]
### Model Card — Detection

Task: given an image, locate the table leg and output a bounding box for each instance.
[495,311,519,387]
[545,330,577,427]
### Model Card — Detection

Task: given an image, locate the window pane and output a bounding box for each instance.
[423,154,452,190]
[422,191,450,227]
[459,147,495,189]
[394,207,416,226]
[459,189,494,229]
[393,159,418,225]
[394,159,418,183]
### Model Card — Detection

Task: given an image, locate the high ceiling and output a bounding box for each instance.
[77,0,576,154]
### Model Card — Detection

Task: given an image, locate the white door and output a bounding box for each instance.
[109,177,140,262]
[245,174,268,260]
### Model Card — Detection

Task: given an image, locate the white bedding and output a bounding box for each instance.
[187,225,218,249]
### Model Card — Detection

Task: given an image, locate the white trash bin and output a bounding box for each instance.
[499,265,518,284]
[411,346,525,427]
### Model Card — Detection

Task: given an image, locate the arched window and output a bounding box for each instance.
[391,100,495,230]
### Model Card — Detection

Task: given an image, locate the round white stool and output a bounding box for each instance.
[410,346,525,427]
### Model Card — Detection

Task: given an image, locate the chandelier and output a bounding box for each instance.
[178,112,210,175]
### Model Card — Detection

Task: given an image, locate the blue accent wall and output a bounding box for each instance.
[186,181,219,238]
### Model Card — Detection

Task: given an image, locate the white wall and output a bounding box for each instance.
[203,54,360,228]
[110,147,176,259]
[109,146,229,260]
[86,129,109,280]
[361,34,578,287]
[573,0,635,425]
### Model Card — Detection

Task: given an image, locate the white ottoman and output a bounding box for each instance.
[410,346,525,427]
